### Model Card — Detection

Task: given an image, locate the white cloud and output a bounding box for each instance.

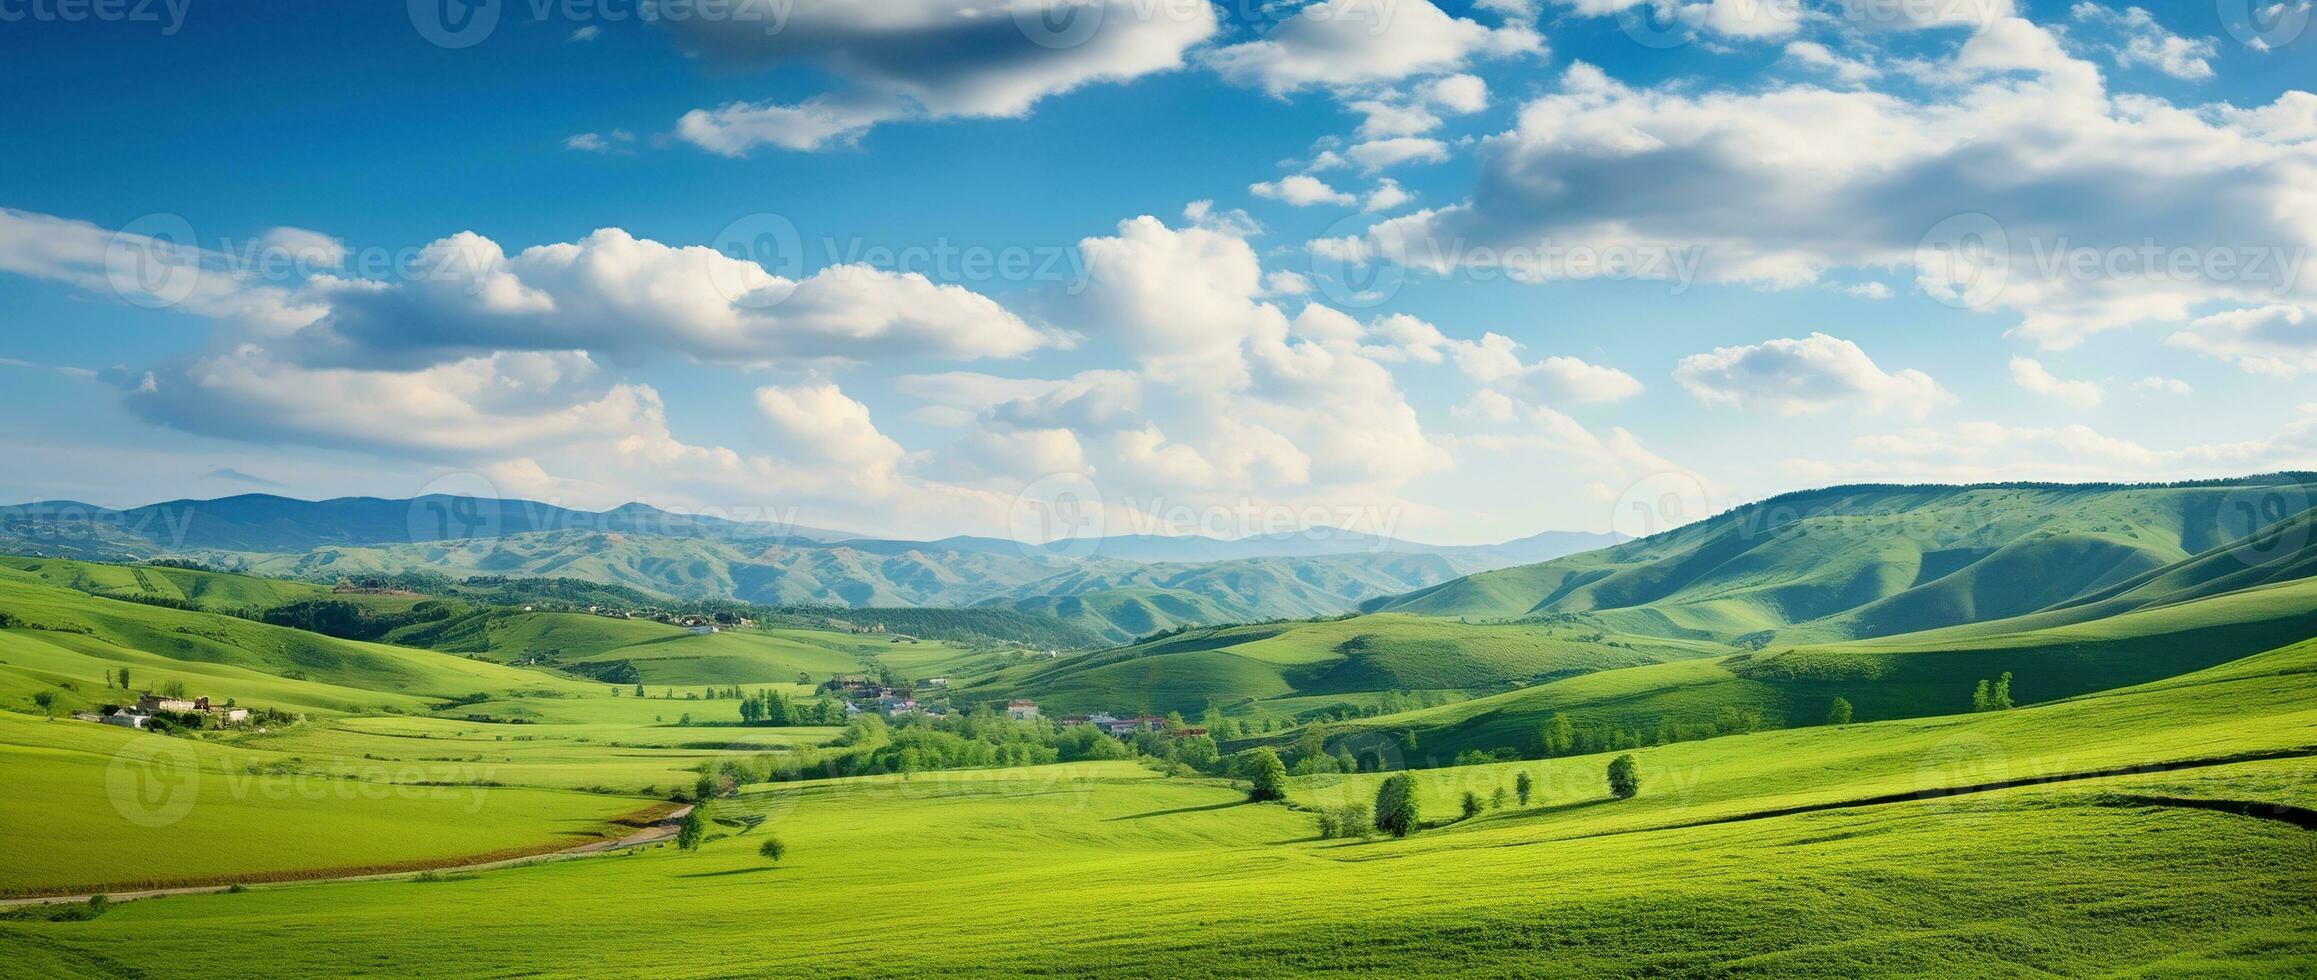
[563,129,634,153]
[1786,416,2317,486]
[1783,40,1880,84]
[2165,305,2317,376]
[669,0,1218,153]
[1364,52,2317,348]
[2133,376,2193,395]
[2071,4,2217,81]
[1362,178,1415,212]
[1674,333,1951,417]
[756,383,909,475]
[1846,281,1894,299]
[292,227,1052,368]
[1451,332,1642,404]
[2007,355,2104,408]
[1250,174,1357,207]
[1203,0,1540,96]
[1347,137,1450,171]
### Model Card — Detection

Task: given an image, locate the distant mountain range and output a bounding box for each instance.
[0,493,1623,643]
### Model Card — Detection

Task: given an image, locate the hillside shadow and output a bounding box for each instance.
[674,867,781,879]
[1106,800,1250,821]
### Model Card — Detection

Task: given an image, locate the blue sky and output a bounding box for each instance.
[2,0,2314,543]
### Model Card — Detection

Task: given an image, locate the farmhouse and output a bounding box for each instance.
[1006,699,1040,721]
[99,711,152,730]
[134,694,252,725]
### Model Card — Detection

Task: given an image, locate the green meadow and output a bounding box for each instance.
[2,480,2315,975]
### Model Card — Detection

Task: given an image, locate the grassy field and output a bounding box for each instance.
[1,534,2313,975]
[5,666,2311,974]
[966,613,1729,718]
[0,713,651,896]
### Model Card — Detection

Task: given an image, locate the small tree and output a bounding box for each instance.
[1606,754,1640,800]
[1541,713,1576,757]
[1826,696,1853,726]
[1373,773,1420,838]
[1245,748,1289,802]
[757,836,786,863]
[1461,791,1483,820]
[1992,672,2014,710]
[117,667,131,691]
[1971,679,1992,712]
[1514,770,1534,806]
[675,805,708,852]
[1490,787,1509,810]
[31,690,58,717]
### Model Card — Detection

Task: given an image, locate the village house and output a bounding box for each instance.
[134,694,251,725]
[99,711,153,730]
[1006,699,1040,721]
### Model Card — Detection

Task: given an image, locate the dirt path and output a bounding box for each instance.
[1,805,692,909]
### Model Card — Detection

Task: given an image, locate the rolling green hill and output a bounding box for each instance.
[963,613,1731,718]
[984,552,1491,643]
[1373,476,2317,646]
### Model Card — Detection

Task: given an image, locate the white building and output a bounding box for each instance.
[1006,699,1040,720]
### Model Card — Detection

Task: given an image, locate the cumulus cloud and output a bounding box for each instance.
[2008,356,2104,408]
[1347,137,1450,171]
[669,0,1218,153]
[1203,0,1540,96]
[2165,305,2317,376]
[1359,48,2317,348]
[290,227,1051,368]
[2071,4,2217,81]
[1786,416,2317,486]
[1674,333,1951,417]
[1450,332,1642,404]
[1250,174,1357,207]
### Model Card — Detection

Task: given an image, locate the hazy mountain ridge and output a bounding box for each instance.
[0,493,1617,637]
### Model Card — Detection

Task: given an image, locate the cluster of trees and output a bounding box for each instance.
[257,597,465,642]
[736,706,1214,784]
[1971,672,2017,712]
[735,689,846,726]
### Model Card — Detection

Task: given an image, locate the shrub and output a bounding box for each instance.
[1374,774,1419,838]
[758,836,786,863]
[1826,696,1853,726]
[1460,791,1483,820]
[1514,771,1534,806]
[1606,754,1640,800]
[1245,747,1289,802]
[1314,803,1373,840]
